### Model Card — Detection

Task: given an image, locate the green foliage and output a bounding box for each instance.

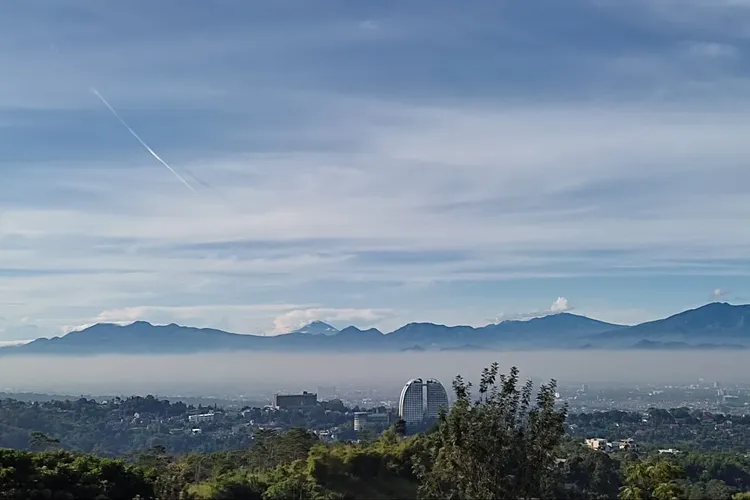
[0,448,153,499]
[415,363,568,499]
[620,459,685,500]
[28,431,60,451]
[568,408,750,453]
[394,418,407,438]
[556,447,623,499]
[0,396,348,456]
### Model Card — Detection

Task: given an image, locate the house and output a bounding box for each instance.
[619,438,638,451]
[585,438,608,451]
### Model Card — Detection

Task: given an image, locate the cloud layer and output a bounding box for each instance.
[2,0,750,338]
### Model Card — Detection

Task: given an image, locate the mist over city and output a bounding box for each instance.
[3,350,749,397]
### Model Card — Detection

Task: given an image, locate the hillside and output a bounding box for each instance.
[588,302,750,347]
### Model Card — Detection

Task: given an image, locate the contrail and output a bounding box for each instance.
[90,87,196,192]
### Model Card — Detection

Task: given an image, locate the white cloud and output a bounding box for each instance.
[0,339,31,347]
[272,308,393,334]
[5,100,750,337]
[711,288,728,299]
[550,296,572,313]
[58,304,310,335]
[491,297,574,323]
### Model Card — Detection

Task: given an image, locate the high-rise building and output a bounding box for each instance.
[398,377,449,424]
[425,379,449,419]
[398,378,424,424]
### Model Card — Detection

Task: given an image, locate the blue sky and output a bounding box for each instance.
[2,0,750,340]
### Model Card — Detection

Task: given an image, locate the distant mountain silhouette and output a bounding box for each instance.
[401,345,426,352]
[3,303,750,356]
[588,303,750,347]
[440,344,485,351]
[337,326,384,338]
[629,339,746,350]
[480,313,626,347]
[386,314,623,349]
[7,322,256,355]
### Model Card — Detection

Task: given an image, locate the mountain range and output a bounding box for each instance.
[2,302,749,356]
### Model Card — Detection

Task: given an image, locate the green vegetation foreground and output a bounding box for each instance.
[1,363,749,499]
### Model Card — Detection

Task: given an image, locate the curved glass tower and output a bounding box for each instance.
[398,378,424,424]
[425,379,449,419]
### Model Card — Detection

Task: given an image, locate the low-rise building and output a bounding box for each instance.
[658,448,681,455]
[274,391,318,409]
[188,413,215,424]
[354,410,393,431]
[585,438,608,451]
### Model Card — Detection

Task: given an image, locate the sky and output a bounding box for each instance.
[2,0,750,340]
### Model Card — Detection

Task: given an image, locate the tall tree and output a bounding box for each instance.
[416,363,567,499]
[394,418,407,438]
[28,431,60,451]
[619,459,684,500]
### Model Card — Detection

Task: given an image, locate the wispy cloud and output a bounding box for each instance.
[1,0,750,338]
[685,42,739,59]
[272,308,394,334]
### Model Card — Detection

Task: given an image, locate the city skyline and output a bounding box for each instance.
[3,1,750,341]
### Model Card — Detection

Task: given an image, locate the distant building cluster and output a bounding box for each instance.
[585,437,638,452]
[398,378,449,424]
[274,391,318,409]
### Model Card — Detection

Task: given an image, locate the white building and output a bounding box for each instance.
[658,448,681,455]
[399,378,425,424]
[585,438,608,451]
[188,413,215,424]
[398,377,449,424]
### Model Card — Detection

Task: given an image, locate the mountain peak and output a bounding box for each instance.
[339,326,383,336]
[292,321,339,336]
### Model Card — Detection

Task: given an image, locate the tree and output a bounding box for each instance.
[415,363,567,499]
[28,431,60,451]
[394,418,407,438]
[619,459,684,500]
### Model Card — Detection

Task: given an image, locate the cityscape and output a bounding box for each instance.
[4,0,750,498]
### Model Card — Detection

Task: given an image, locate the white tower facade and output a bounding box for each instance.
[398,377,449,424]
[398,378,424,424]
[425,378,449,419]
